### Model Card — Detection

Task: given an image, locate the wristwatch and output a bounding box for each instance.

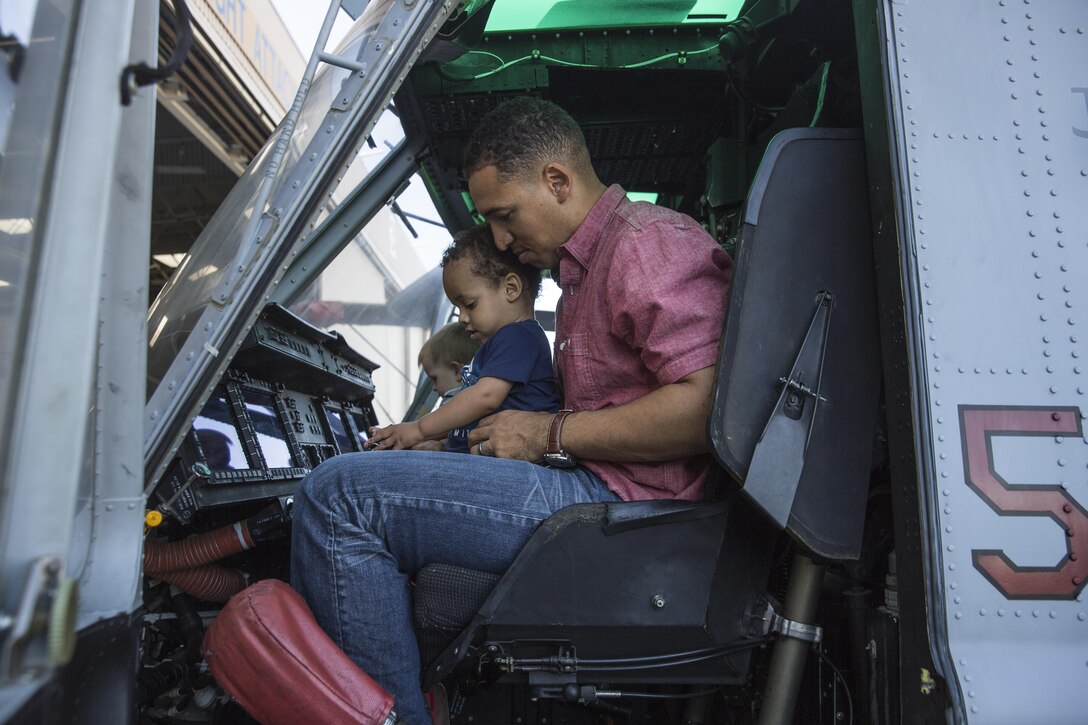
[543,409,577,468]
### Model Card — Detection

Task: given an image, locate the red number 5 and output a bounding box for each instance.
[959,406,1088,600]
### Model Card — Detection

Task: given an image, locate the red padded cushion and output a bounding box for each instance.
[203,579,395,725]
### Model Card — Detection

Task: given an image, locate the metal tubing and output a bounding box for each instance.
[843,587,871,724]
[319,51,368,73]
[214,0,343,301]
[757,554,825,725]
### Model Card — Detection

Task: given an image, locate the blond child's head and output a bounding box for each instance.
[418,322,480,395]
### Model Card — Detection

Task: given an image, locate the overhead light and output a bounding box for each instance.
[0,217,33,234]
[0,279,10,287]
[158,80,189,102]
[152,253,187,268]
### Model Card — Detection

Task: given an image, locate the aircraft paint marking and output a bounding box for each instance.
[959,405,1088,600]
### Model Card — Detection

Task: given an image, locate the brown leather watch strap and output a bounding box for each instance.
[547,409,574,455]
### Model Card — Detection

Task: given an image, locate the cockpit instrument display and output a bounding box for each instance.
[193,392,248,471]
[242,389,295,468]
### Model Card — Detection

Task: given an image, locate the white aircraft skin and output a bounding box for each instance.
[883,1,1088,721]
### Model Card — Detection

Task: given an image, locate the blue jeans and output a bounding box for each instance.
[290,451,619,725]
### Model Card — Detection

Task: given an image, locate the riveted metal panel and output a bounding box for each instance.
[888,0,1088,721]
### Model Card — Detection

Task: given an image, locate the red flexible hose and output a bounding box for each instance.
[144,521,255,602]
[155,564,247,603]
[144,523,253,576]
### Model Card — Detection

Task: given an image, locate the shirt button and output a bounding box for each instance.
[559,339,568,351]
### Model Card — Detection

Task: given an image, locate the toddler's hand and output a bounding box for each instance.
[366,422,425,450]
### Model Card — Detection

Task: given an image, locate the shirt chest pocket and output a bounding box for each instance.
[556,332,603,409]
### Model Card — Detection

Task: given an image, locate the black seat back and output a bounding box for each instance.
[710,128,881,559]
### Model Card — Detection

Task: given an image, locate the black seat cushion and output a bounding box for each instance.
[414,564,499,665]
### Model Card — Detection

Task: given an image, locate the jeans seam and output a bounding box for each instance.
[329,492,553,527]
[327,502,345,649]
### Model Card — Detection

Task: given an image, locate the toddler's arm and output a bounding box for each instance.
[367,376,513,450]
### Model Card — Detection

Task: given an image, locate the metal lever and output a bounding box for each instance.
[159,462,212,520]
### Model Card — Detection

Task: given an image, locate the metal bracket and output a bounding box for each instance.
[776,376,827,405]
[769,613,823,644]
[747,595,823,644]
[742,290,834,529]
[121,0,192,105]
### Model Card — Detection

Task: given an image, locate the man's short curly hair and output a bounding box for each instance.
[462,97,592,181]
[441,224,543,299]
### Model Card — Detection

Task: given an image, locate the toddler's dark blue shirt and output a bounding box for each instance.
[446,320,560,453]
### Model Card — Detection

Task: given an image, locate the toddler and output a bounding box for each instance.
[368,225,559,453]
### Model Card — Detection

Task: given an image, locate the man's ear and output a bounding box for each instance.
[542,162,572,203]
[503,272,525,302]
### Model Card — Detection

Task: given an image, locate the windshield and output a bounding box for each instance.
[0,0,75,491]
[146,9,386,393]
[144,0,456,480]
[288,110,453,423]
[285,104,564,423]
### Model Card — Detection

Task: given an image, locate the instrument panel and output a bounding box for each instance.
[151,304,380,522]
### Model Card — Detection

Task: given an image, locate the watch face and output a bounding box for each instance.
[544,452,577,469]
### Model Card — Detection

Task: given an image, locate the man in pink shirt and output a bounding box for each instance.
[465,99,733,502]
[291,97,732,724]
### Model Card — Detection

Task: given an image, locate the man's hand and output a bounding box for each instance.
[468,410,552,461]
[468,367,716,463]
[367,421,425,451]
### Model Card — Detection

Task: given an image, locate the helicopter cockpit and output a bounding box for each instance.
[139,0,891,722]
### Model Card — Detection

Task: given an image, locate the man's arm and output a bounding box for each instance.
[469,366,714,461]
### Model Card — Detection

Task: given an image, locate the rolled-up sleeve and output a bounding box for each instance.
[607,220,733,385]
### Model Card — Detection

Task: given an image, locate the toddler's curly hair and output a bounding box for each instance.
[440,224,542,299]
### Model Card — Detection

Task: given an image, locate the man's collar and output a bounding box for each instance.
[558,184,627,270]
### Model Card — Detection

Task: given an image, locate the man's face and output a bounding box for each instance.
[468,164,567,270]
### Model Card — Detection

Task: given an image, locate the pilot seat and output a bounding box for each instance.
[410,127,882,721]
